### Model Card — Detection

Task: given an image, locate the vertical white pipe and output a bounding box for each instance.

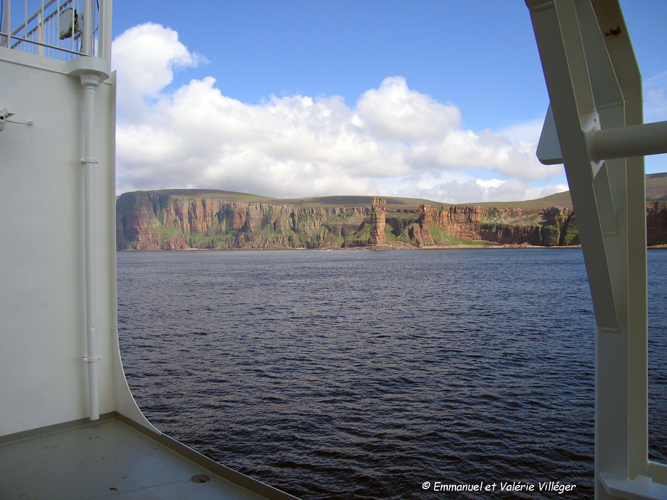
[69,6,74,53]
[97,0,105,60]
[81,72,101,421]
[56,0,60,58]
[81,0,91,55]
[1,0,10,48]
[23,0,27,41]
[105,0,113,62]
[37,10,44,56]
[97,0,112,63]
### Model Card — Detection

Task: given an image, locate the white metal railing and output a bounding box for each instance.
[12,0,82,60]
[0,0,111,62]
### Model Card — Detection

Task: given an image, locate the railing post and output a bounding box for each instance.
[97,0,112,63]
[1,0,10,48]
[37,9,45,56]
[81,0,93,55]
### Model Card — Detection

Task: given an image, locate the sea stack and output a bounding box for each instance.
[369,197,387,245]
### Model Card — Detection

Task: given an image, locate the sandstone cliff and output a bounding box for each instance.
[403,205,578,247]
[116,191,370,250]
[369,198,387,245]
[647,201,667,246]
[116,190,667,250]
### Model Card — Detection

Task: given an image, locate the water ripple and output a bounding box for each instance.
[117,248,667,499]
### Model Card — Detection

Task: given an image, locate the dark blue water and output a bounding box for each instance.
[116,248,667,499]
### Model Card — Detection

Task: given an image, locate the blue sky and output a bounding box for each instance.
[110,1,667,202]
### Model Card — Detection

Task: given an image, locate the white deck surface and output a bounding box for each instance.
[0,417,273,500]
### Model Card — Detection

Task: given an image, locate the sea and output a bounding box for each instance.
[116,248,667,499]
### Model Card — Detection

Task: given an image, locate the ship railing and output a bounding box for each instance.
[0,0,111,62]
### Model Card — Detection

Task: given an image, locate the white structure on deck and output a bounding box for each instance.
[0,1,296,498]
[526,1,667,499]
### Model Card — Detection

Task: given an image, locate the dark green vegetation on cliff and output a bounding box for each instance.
[116,174,667,250]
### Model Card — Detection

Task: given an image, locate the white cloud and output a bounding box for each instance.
[113,23,566,203]
[498,118,544,144]
[375,172,567,205]
[112,23,206,118]
[476,178,505,189]
[356,76,461,140]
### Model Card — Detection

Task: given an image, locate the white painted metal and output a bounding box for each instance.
[525,0,664,498]
[81,71,102,421]
[536,105,563,164]
[591,121,667,162]
[0,0,160,439]
[0,107,14,131]
[1,0,10,47]
[539,109,667,164]
[0,49,113,434]
[600,473,667,500]
[97,0,112,63]
[81,0,91,55]
[2,0,109,61]
[37,8,44,57]
[0,4,149,430]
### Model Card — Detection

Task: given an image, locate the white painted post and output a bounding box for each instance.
[81,0,92,55]
[81,71,101,421]
[37,9,44,57]
[1,0,10,48]
[97,0,113,63]
[525,0,661,498]
[67,15,111,422]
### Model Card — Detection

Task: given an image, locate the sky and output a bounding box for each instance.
[110,1,667,203]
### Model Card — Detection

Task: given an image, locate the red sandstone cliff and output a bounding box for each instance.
[116,191,369,250]
[369,198,387,245]
[406,205,578,247]
[116,191,667,250]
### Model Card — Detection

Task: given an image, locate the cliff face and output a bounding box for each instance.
[405,205,578,247]
[116,191,369,250]
[647,201,667,246]
[116,191,667,250]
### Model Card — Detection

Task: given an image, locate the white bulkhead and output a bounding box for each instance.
[0,19,154,437]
